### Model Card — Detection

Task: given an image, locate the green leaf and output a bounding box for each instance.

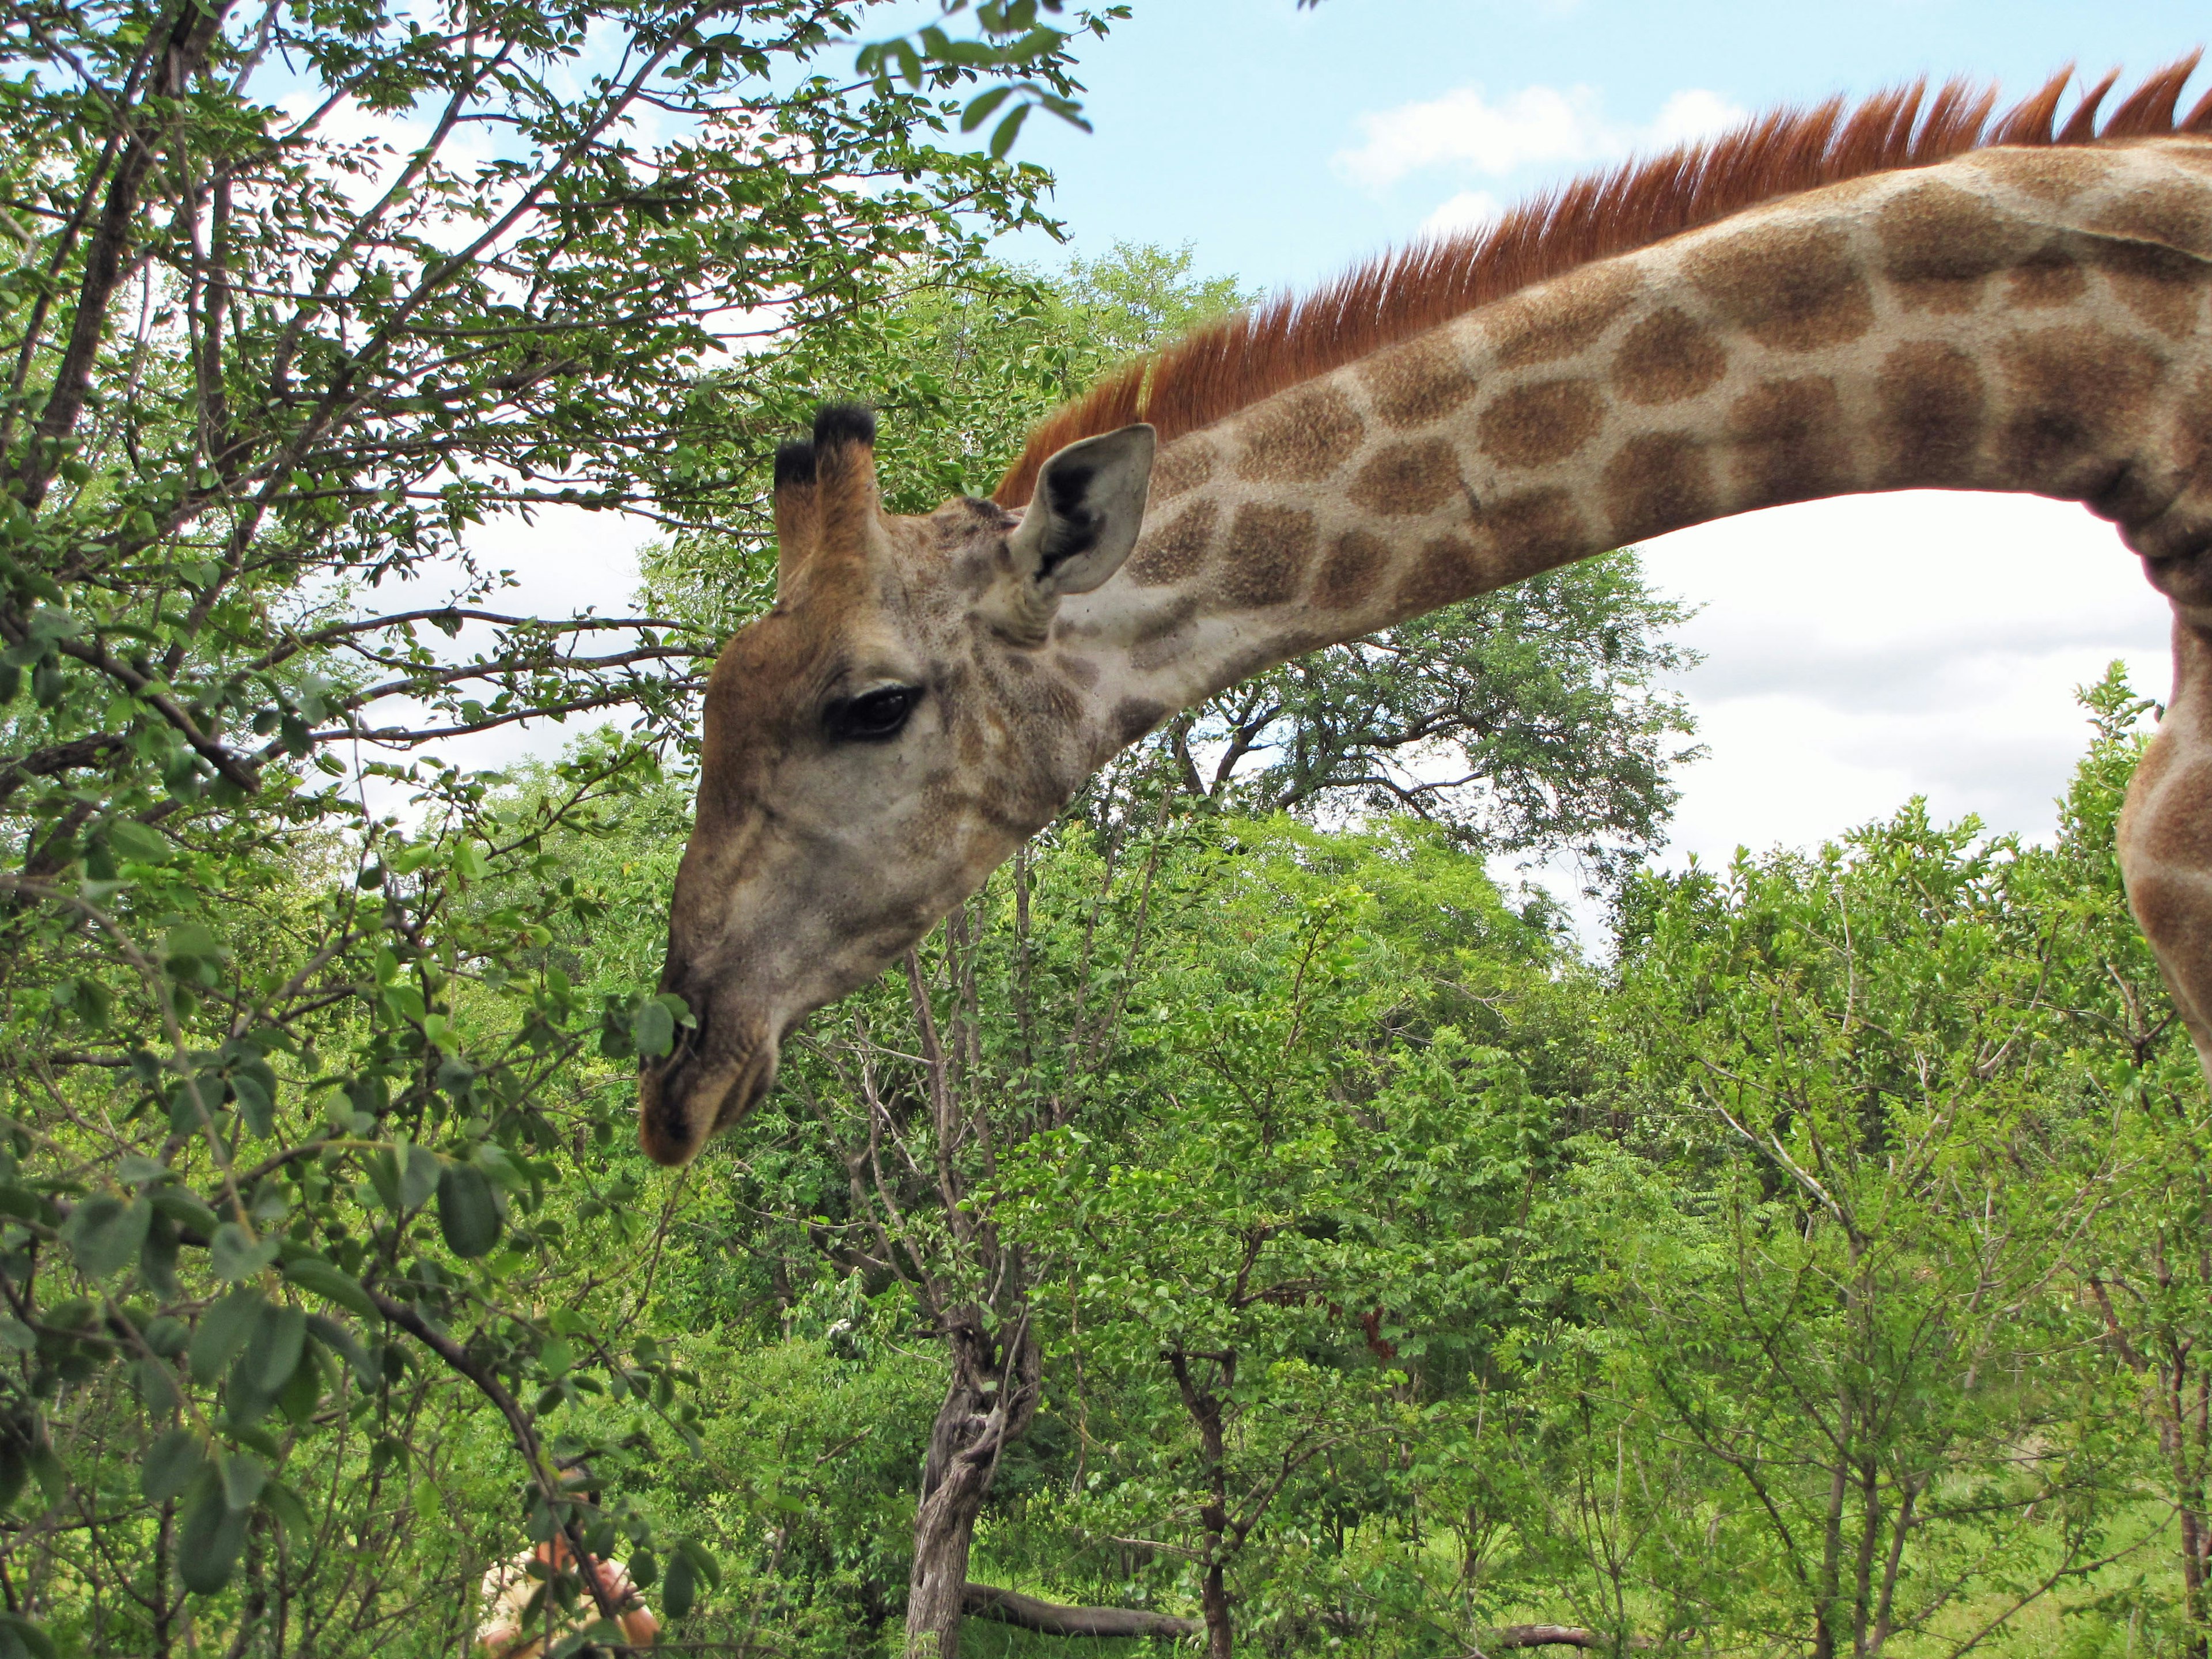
[0,1612,55,1659]
[188,1288,263,1384]
[437,1164,501,1258]
[284,1258,376,1321]
[305,1315,375,1387]
[148,1186,219,1236]
[210,1222,279,1282]
[960,85,1014,132]
[264,1479,312,1543]
[245,1304,307,1393]
[664,1547,698,1619]
[103,821,171,864]
[219,1449,267,1510]
[231,1066,276,1139]
[177,1467,249,1593]
[65,1194,149,1280]
[142,1427,205,1503]
[990,102,1031,160]
[451,839,490,880]
[400,1142,440,1211]
[631,998,675,1059]
[163,922,225,963]
[676,1537,722,1591]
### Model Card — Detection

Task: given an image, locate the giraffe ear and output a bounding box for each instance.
[1006,425,1156,598]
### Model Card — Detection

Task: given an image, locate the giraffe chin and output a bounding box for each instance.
[637,1041,778,1167]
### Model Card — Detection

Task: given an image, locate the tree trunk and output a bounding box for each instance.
[904,1310,1040,1659]
[1169,1344,1237,1659]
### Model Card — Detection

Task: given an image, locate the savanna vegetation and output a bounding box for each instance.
[0,2,2204,1657]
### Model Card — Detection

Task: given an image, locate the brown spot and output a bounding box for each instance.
[1125,499,1217,587]
[1234,384,1366,483]
[1359,328,1480,428]
[1348,438,1463,516]
[1877,180,2024,312]
[1603,433,1716,541]
[1611,308,1729,406]
[1130,628,1195,675]
[2086,236,2210,340]
[1395,533,1486,612]
[2006,241,2089,309]
[1476,379,1606,470]
[1131,594,1199,646]
[1874,341,1987,487]
[1149,437,1216,502]
[1488,263,1641,369]
[1215,503,1317,608]
[2088,177,2212,260]
[1479,488,1592,586]
[1993,325,2165,493]
[1112,696,1167,745]
[1686,220,1874,353]
[1315,529,1391,611]
[1055,652,1100,688]
[1958,145,2113,204]
[1726,377,1854,506]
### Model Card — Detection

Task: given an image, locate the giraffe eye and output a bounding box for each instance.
[827,685,917,743]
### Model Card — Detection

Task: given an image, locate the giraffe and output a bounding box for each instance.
[639,58,2212,1168]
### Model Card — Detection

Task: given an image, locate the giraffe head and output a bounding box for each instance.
[638,404,1156,1165]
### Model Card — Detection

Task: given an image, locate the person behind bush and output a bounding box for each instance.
[475,1488,658,1658]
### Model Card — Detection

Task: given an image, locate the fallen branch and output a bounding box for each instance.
[1465,1627,1657,1656]
[962,1583,1203,1640]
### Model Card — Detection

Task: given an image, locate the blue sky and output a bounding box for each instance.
[1004,1,2212,293]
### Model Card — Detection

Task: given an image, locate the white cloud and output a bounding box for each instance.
[1334,82,1749,191]
[1642,490,2171,867]
[1419,189,1505,238]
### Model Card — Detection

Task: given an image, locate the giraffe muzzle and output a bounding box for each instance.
[636,1025,779,1166]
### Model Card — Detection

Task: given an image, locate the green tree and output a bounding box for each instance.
[0,0,1122,1649]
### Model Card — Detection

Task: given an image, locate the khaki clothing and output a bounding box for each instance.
[476,1550,646,1658]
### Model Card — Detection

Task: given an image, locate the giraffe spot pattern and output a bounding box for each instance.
[1358,329,1481,428]
[1993,324,2165,493]
[1395,533,1487,612]
[1477,378,1607,471]
[2085,173,2212,331]
[1876,181,2026,313]
[1726,377,1854,506]
[1476,488,1592,586]
[1125,499,1217,587]
[1957,145,2112,204]
[1234,384,1366,483]
[1610,308,1729,406]
[1603,433,1717,541]
[1315,529,1391,611]
[1686,221,1875,353]
[1216,502,1317,608]
[1112,696,1168,745]
[2006,243,2089,309]
[1148,437,1216,501]
[2087,176,2212,259]
[1348,438,1464,516]
[1488,263,1641,369]
[1874,340,1987,486]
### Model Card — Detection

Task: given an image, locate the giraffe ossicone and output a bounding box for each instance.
[641,55,2212,1166]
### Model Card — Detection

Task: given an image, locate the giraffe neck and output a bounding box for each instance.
[1050,135,2212,756]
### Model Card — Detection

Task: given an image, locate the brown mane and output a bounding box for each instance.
[994,55,2212,507]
